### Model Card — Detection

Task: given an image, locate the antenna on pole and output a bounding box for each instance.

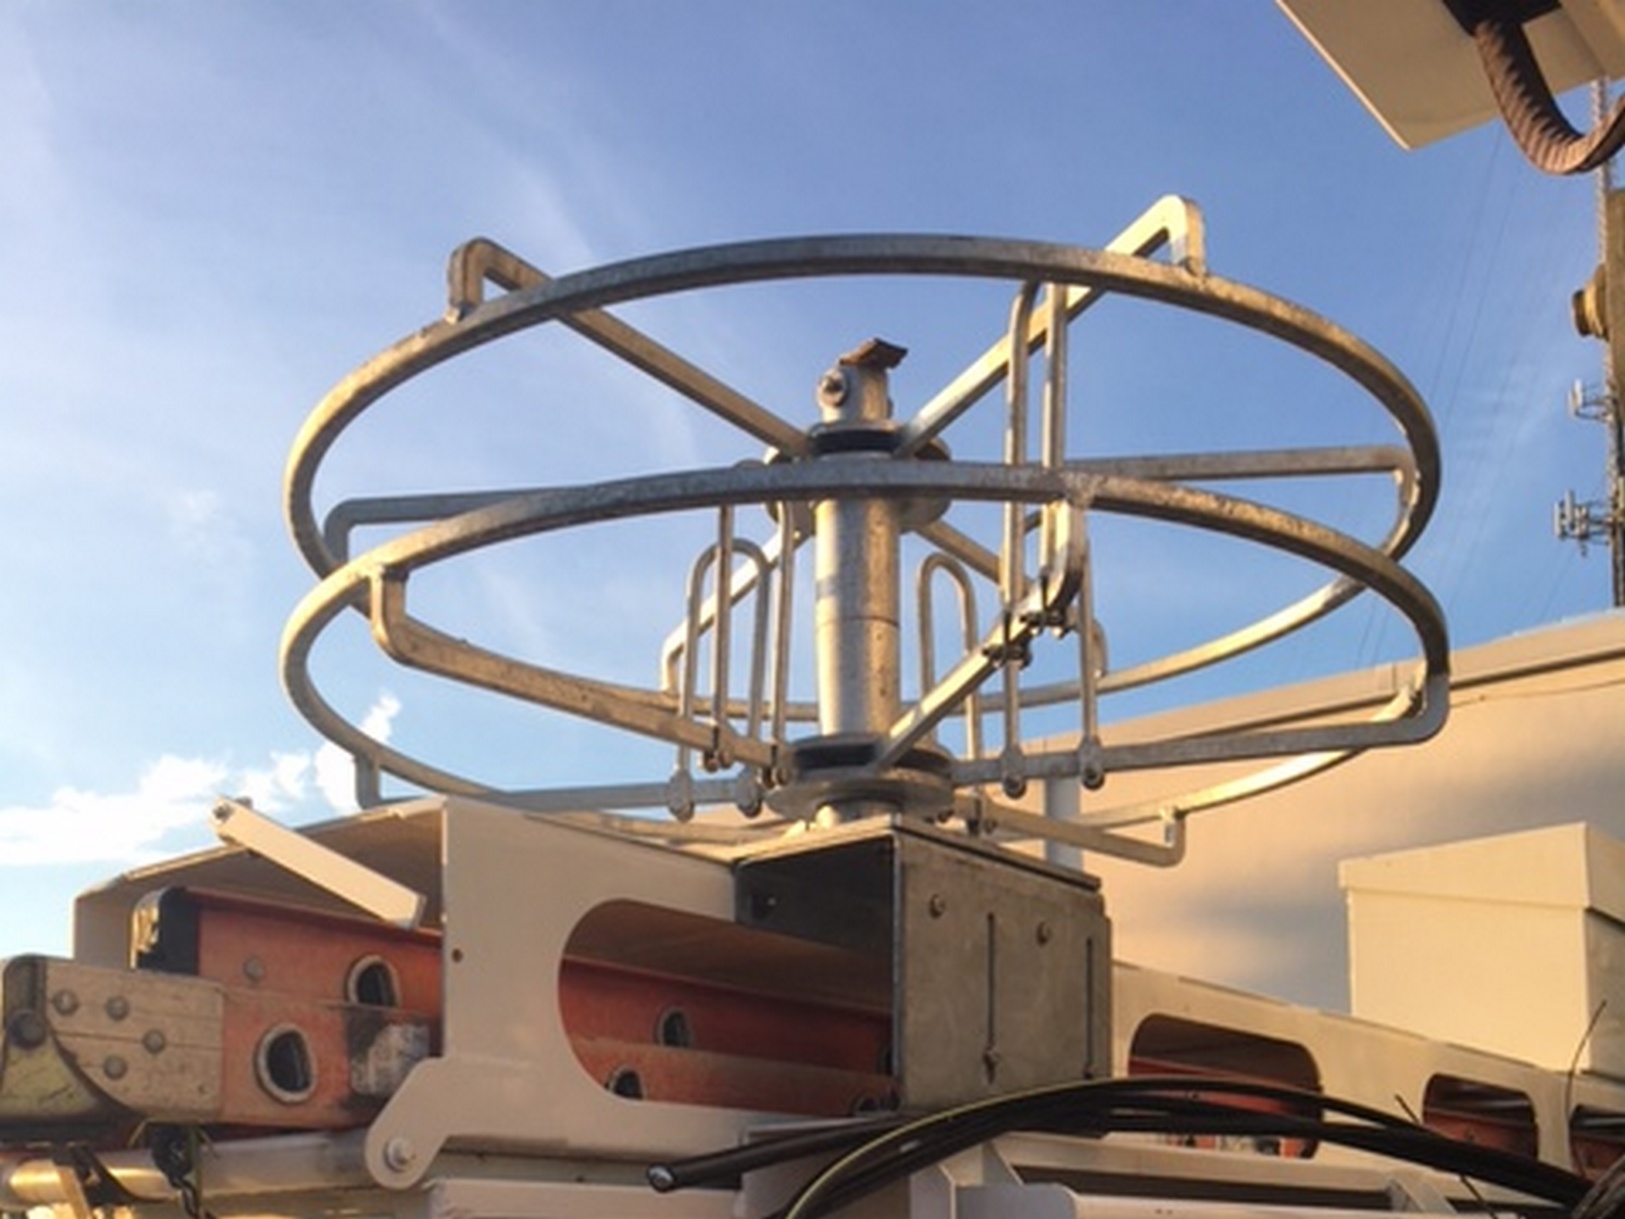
[1563,81,1625,607]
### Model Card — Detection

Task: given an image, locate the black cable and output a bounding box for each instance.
[647,1114,905,1193]
[649,1076,1592,1219]
[786,1092,1586,1219]
[787,1113,1577,1219]
[754,1077,1590,1219]
[1575,1149,1625,1219]
[1472,11,1625,176]
[774,1076,1368,1218]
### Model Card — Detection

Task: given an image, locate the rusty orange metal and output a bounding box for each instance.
[134,889,899,1124]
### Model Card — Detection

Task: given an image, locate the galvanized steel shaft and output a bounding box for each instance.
[812,344,905,817]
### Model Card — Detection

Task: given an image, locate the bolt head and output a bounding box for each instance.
[981,1047,1001,1082]
[8,1010,48,1050]
[383,1136,417,1171]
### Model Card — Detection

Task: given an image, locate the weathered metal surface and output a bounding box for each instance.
[0,956,222,1130]
[567,1039,890,1116]
[129,888,437,1127]
[132,888,440,1010]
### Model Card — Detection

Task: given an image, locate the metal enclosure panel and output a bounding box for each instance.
[896,833,1109,1108]
[735,821,1110,1110]
[1113,962,1581,1167]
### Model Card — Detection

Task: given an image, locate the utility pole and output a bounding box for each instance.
[1564,85,1625,607]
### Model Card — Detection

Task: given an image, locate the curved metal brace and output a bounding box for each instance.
[1069,696,1406,834]
[371,572,776,769]
[898,473,1448,782]
[944,443,1415,717]
[965,796,1188,869]
[319,441,1413,727]
[670,527,774,817]
[286,238,1437,749]
[960,677,1425,869]
[918,553,984,762]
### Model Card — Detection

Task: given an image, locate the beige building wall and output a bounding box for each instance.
[1055,611,1625,1015]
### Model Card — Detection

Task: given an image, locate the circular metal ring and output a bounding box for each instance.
[282,460,1446,801]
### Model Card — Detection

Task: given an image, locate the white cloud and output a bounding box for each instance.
[235,751,310,813]
[164,488,254,574]
[0,692,402,868]
[314,693,402,814]
[0,754,227,867]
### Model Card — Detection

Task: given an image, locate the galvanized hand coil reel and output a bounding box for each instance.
[282,197,1447,864]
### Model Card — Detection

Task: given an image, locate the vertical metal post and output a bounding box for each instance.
[1597,189,1625,606]
[1566,152,1625,606]
[813,342,904,818]
[1612,399,1625,607]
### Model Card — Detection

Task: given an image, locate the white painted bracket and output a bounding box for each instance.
[211,799,426,928]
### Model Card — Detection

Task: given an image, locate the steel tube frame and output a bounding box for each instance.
[282,215,1446,858]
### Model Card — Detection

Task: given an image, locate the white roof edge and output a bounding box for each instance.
[1098,610,1625,748]
[1339,820,1625,917]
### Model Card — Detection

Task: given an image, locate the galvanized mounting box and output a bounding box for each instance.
[735,818,1112,1109]
[1341,822,1625,1078]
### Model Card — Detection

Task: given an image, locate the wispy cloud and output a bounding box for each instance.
[0,754,226,867]
[0,11,72,260]
[236,751,311,812]
[0,694,402,868]
[164,488,253,572]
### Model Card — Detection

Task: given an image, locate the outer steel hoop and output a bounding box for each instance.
[286,235,1437,573]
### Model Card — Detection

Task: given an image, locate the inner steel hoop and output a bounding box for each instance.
[281,461,1447,801]
[285,234,1438,576]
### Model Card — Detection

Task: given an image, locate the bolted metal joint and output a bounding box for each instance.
[816,368,849,408]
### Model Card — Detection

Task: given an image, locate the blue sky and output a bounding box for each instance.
[0,5,1613,980]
